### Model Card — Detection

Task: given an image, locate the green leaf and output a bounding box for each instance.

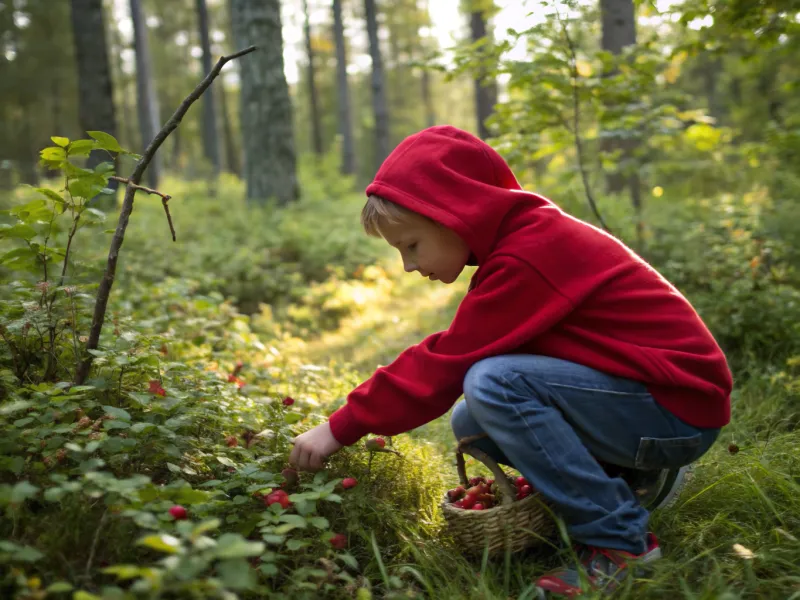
[278,514,307,529]
[286,539,311,551]
[130,422,155,433]
[309,516,329,530]
[11,481,39,504]
[261,534,285,546]
[284,412,303,424]
[217,558,256,590]
[216,456,237,468]
[68,140,96,157]
[167,463,181,473]
[102,406,131,421]
[35,187,66,205]
[68,176,107,200]
[103,420,130,430]
[45,581,73,592]
[101,565,143,580]
[214,533,265,559]
[259,563,278,576]
[338,553,359,569]
[84,207,107,221]
[44,487,67,502]
[40,146,66,162]
[74,592,102,600]
[87,131,123,153]
[191,518,221,538]
[51,136,69,147]
[175,487,211,505]
[136,534,182,554]
[14,545,45,562]
[0,224,37,241]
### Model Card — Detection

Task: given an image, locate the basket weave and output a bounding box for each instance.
[441,435,556,556]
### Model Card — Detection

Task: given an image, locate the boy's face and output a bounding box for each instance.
[378,212,470,284]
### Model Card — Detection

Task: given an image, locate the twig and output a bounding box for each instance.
[554,6,612,234]
[74,45,257,385]
[110,176,176,241]
[85,508,108,579]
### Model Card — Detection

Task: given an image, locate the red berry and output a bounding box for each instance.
[728,443,740,454]
[520,484,532,497]
[469,476,486,487]
[515,476,528,488]
[342,477,358,490]
[148,380,166,397]
[265,489,291,509]
[461,494,476,509]
[169,505,187,520]
[330,533,347,550]
[225,435,238,448]
[473,503,485,511]
[227,373,238,383]
[282,396,295,406]
[486,479,494,487]
[365,437,387,451]
[446,486,466,501]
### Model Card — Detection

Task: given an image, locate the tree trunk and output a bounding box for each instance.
[219,85,242,177]
[332,0,356,175]
[230,0,298,204]
[303,0,324,157]
[196,0,221,176]
[470,7,498,140]
[364,0,391,173]
[599,0,637,194]
[69,0,119,207]
[130,0,161,188]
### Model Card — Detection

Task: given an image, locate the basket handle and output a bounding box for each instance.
[456,434,517,506]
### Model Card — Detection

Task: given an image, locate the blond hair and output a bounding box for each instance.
[360,194,416,237]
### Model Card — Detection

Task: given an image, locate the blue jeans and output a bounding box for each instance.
[451,355,720,555]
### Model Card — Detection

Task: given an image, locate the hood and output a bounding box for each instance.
[365,125,556,265]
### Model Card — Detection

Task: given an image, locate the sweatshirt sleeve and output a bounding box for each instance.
[327,255,575,446]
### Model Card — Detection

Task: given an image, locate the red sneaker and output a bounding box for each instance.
[535,533,661,597]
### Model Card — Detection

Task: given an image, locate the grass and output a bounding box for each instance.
[293,253,800,598]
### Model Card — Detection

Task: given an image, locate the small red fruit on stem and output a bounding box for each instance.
[265,489,291,509]
[342,477,358,490]
[148,380,166,397]
[515,476,528,488]
[169,505,188,520]
[282,396,295,406]
[473,503,485,511]
[225,435,238,448]
[365,437,386,449]
[330,533,347,550]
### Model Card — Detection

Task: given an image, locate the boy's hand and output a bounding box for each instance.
[289,422,343,472]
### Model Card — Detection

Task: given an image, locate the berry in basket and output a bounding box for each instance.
[445,475,534,510]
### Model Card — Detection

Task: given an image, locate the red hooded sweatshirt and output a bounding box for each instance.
[328,126,732,446]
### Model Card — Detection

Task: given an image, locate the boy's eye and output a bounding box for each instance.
[407,243,417,251]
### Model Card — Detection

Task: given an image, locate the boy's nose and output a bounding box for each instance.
[403,259,417,273]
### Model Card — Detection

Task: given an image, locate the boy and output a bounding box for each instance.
[289,125,731,597]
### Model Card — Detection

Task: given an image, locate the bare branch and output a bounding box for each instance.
[111,176,176,241]
[75,46,258,384]
[554,6,612,235]
[110,176,171,201]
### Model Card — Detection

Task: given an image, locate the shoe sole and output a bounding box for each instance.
[651,464,692,511]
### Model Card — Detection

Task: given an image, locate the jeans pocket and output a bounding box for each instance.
[634,434,703,469]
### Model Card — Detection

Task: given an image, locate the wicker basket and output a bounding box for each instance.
[441,435,556,556]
